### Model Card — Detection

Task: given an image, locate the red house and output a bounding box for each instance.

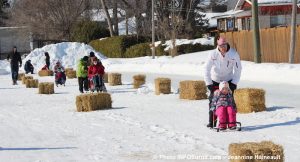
[214,0,300,31]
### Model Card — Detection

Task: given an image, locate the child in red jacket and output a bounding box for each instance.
[88,57,106,92]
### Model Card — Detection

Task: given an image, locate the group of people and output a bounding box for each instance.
[77,52,106,93]
[7,36,241,131]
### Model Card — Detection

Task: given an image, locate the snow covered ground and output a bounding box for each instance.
[1,43,300,162]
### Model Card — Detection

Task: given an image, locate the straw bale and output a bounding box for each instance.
[108,73,122,86]
[133,74,146,89]
[18,73,25,80]
[38,70,53,76]
[103,73,108,83]
[76,93,112,112]
[22,76,33,84]
[234,88,266,113]
[228,141,284,162]
[155,78,171,95]
[65,68,73,74]
[38,82,55,94]
[25,79,39,88]
[179,80,207,100]
[67,70,77,79]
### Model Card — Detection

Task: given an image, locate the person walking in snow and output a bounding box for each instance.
[7,46,22,85]
[24,60,34,74]
[45,52,50,70]
[204,36,242,128]
[77,56,89,93]
[210,81,237,130]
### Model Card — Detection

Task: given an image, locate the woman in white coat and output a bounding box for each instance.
[204,37,242,128]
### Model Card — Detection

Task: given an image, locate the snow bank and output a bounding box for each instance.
[0,60,10,74]
[24,42,106,70]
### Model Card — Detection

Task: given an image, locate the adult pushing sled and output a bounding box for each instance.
[88,57,107,92]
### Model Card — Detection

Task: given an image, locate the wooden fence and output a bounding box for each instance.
[220,26,300,63]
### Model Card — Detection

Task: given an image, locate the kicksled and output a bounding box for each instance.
[210,114,242,132]
[211,122,242,132]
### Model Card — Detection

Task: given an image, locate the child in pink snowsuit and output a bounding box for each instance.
[210,81,237,130]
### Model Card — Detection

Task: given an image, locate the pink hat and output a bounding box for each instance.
[217,37,227,46]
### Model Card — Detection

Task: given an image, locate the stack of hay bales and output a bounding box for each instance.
[103,73,108,83]
[38,82,55,94]
[18,73,25,80]
[76,93,112,112]
[22,76,33,84]
[155,78,171,95]
[179,80,207,100]
[38,70,53,76]
[234,88,266,113]
[66,70,77,79]
[108,73,122,86]
[25,79,39,88]
[228,141,284,162]
[133,74,146,89]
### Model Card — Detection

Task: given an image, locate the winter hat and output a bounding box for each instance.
[219,81,229,90]
[82,56,89,61]
[89,51,95,57]
[217,37,227,46]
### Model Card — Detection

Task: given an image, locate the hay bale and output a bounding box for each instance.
[76,93,112,112]
[234,88,266,113]
[38,82,55,94]
[65,68,73,74]
[18,73,25,80]
[108,73,122,86]
[25,79,39,88]
[133,74,146,89]
[155,78,171,95]
[38,70,54,76]
[228,141,284,162]
[67,70,77,79]
[22,76,33,84]
[103,73,108,83]
[179,80,207,100]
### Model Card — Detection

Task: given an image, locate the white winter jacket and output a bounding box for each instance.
[204,46,242,85]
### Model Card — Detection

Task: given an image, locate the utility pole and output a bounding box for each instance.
[151,0,155,59]
[252,0,261,63]
[289,0,297,63]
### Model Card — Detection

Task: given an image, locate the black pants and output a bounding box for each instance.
[11,65,19,82]
[207,80,237,126]
[78,77,88,93]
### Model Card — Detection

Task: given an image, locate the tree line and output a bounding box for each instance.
[0,0,227,42]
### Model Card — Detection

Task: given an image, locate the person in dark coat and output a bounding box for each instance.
[45,52,50,69]
[7,46,22,85]
[24,60,34,74]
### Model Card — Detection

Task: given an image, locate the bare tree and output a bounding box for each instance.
[155,0,207,57]
[9,0,90,40]
[100,0,114,36]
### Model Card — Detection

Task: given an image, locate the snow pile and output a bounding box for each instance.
[160,37,214,51]
[0,60,10,75]
[24,42,106,70]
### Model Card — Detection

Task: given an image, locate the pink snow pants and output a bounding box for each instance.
[215,106,236,128]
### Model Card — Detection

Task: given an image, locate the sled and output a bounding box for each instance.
[211,113,242,132]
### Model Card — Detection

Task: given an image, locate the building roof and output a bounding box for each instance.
[234,0,300,10]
